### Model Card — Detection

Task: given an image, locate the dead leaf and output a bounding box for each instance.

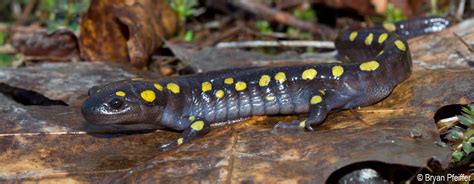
[80,0,179,69]
[410,18,474,70]
[113,114,450,183]
[371,70,474,118]
[0,62,161,106]
[9,27,80,61]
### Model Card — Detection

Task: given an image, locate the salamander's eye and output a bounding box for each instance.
[107,98,124,109]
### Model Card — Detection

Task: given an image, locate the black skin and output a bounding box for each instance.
[81,17,450,150]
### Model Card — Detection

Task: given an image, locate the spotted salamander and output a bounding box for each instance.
[81,17,450,150]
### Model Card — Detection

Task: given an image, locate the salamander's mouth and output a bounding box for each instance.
[81,97,140,125]
[81,97,163,133]
[81,109,136,125]
[83,122,160,134]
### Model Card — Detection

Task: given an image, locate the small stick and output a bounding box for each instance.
[437,116,460,132]
[349,109,371,127]
[216,40,335,48]
[0,45,17,54]
[14,0,37,25]
[0,131,88,137]
[200,23,244,47]
[232,0,335,39]
[453,32,474,52]
[456,0,466,20]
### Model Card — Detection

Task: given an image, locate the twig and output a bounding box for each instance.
[216,40,335,49]
[191,16,233,31]
[453,32,474,52]
[14,0,37,25]
[430,0,438,15]
[0,45,17,54]
[200,23,244,47]
[446,152,474,174]
[275,0,306,9]
[437,116,460,132]
[456,0,466,20]
[0,23,8,32]
[24,55,78,61]
[349,109,370,127]
[254,31,290,39]
[232,0,335,39]
[243,25,309,39]
[0,131,88,137]
[241,24,289,39]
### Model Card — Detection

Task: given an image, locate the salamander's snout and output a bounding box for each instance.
[81,95,131,124]
[81,90,159,126]
[81,97,103,123]
[81,80,166,128]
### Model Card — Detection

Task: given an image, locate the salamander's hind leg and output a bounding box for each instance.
[274,93,329,131]
[159,116,210,151]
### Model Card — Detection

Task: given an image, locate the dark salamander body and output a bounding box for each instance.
[81,17,450,150]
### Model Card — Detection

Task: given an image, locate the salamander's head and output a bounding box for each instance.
[81,79,166,131]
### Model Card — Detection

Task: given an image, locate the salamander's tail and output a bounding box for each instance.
[372,16,450,39]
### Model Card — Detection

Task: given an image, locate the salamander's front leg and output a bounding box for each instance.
[303,95,329,130]
[274,93,329,131]
[159,116,210,151]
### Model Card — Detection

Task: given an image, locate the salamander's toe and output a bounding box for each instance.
[159,141,178,152]
[273,120,305,129]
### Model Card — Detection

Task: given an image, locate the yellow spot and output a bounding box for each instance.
[115,91,126,97]
[191,120,205,131]
[154,84,163,91]
[331,66,344,77]
[310,95,322,105]
[235,81,247,91]
[224,78,234,85]
[166,83,180,94]
[318,90,326,95]
[359,61,380,71]
[266,95,275,101]
[215,90,225,99]
[383,22,396,32]
[365,33,373,45]
[298,120,306,127]
[188,116,195,121]
[131,78,144,81]
[274,72,286,84]
[177,138,183,145]
[140,90,156,102]
[259,75,271,87]
[394,40,406,51]
[301,68,317,80]
[202,81,212,92]
[349,32,358,41]
[377,50,384,56]
[378,33,388,44]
